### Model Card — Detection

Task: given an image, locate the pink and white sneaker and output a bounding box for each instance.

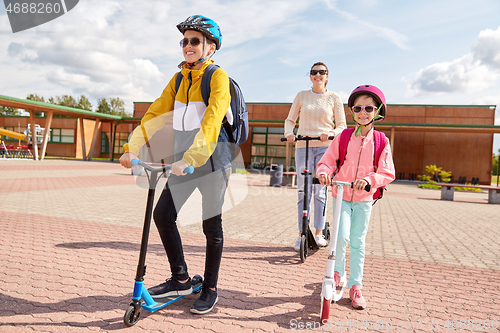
[349,285,366,310]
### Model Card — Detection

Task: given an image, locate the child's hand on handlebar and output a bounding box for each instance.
[319,133,330,142]
[317,173,331,187]
[119,152,138,169]
[353,179,369,191]
[286,134,295,142]
[172,160,190,176]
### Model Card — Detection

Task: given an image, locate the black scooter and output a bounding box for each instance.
[281,135,333,262]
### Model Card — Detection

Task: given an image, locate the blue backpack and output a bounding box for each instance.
[175,64,249,146]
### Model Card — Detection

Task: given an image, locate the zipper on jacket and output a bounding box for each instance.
[350,137,365,202]
[182,71,193,131]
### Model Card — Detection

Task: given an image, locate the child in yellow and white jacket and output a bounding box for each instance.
[120,15,231,315]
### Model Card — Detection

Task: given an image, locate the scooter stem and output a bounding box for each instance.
[325,185,344,278]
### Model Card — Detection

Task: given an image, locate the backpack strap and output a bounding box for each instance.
[372,130,388,203]
[372,130,387,171]
[200,64,219,106]
[175,72,183,93]
[336,128,355,174]
[200,64,236,144]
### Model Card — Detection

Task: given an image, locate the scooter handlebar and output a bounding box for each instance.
[312,177,371,192]
[280,135,335,142]
[131,159,194,174]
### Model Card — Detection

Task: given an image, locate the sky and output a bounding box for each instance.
[1,0,500,153]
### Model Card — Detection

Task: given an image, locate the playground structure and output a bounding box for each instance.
[0,124,45,159]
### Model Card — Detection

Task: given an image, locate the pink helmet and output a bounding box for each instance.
[348,85,386,121]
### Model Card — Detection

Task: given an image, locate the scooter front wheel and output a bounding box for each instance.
[299,234,307,262]
[124,304,141,327]
[320,296,330,324]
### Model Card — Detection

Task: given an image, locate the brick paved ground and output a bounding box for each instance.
[0,159,499,332]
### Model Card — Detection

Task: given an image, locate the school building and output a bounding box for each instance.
[1,94,499,185]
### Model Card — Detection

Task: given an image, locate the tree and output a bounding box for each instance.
[26,93,45,116]
[0,106,19,116]
[77,95,92,111]
[493,151,500,176]
[26,93,45,102]
[97,98,111,114]
[55,95,79,108]
[110,97,128,116]
[97,97,130,116]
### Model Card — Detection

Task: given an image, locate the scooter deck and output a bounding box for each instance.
[142,281,203,312]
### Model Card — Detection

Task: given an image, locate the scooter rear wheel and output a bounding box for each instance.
[299,234,307,262]
[320,296,330,324]
[323,222,331,242]
[124,304,141,327]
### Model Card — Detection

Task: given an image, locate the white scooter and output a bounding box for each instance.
[316,179,371,323]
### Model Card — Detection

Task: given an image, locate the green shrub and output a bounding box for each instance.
[418,165,452,183]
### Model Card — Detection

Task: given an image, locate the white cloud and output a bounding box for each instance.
[321,0,409,50]
[472,26,500,69]
[408,26,500,96]
[1,0,315,111]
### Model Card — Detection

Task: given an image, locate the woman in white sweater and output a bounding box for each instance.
[284,62,346,251]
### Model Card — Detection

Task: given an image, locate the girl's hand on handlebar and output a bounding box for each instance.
[119,152,138,169]
[286,134,295,142]
[319,133,330,142]
[353,179,369,191]
[317,173,331,187]
[172,160,190,176]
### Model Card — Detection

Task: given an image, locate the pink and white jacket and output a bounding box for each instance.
[316,126,395,202]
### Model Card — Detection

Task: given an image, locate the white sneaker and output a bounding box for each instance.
[293,236,301,252]
[315,234,328,247]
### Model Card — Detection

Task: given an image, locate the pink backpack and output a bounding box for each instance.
[336,128,387,203]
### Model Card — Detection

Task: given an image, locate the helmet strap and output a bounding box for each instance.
[350,104,383,137]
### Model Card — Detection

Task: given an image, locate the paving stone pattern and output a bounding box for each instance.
[0,159,499,332]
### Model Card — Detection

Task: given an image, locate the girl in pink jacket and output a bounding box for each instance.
[317,85,395,310]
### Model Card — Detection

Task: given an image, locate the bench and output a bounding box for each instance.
[435,183,500,204]
[282,171,297,186]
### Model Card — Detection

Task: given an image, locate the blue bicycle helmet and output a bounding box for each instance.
[177,15,222,50]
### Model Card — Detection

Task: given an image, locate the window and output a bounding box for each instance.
[101,132,109,154]
[250,127,293,169]
[114,133,129,155]
[101,132,130,155]
[49,128,75,144]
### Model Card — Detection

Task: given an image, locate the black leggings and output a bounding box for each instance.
[152,168,229,289]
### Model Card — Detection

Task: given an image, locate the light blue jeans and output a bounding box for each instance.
[295,146,328,232]
[332,198,373,288]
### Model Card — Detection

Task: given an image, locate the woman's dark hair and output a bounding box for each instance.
[310,62,329,87]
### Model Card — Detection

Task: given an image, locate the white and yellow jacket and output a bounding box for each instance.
[123,60,232,171]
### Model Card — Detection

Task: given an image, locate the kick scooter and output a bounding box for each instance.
[281,135,333,263]
[123,159,197,327]
[317,179,370,323]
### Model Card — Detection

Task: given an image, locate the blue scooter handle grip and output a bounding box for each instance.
[280,136,334,142]
[183,166,195,174]
[131,159,194,174]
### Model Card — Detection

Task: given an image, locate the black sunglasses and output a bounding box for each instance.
[180,37,202,48]
[310,69,328,76]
